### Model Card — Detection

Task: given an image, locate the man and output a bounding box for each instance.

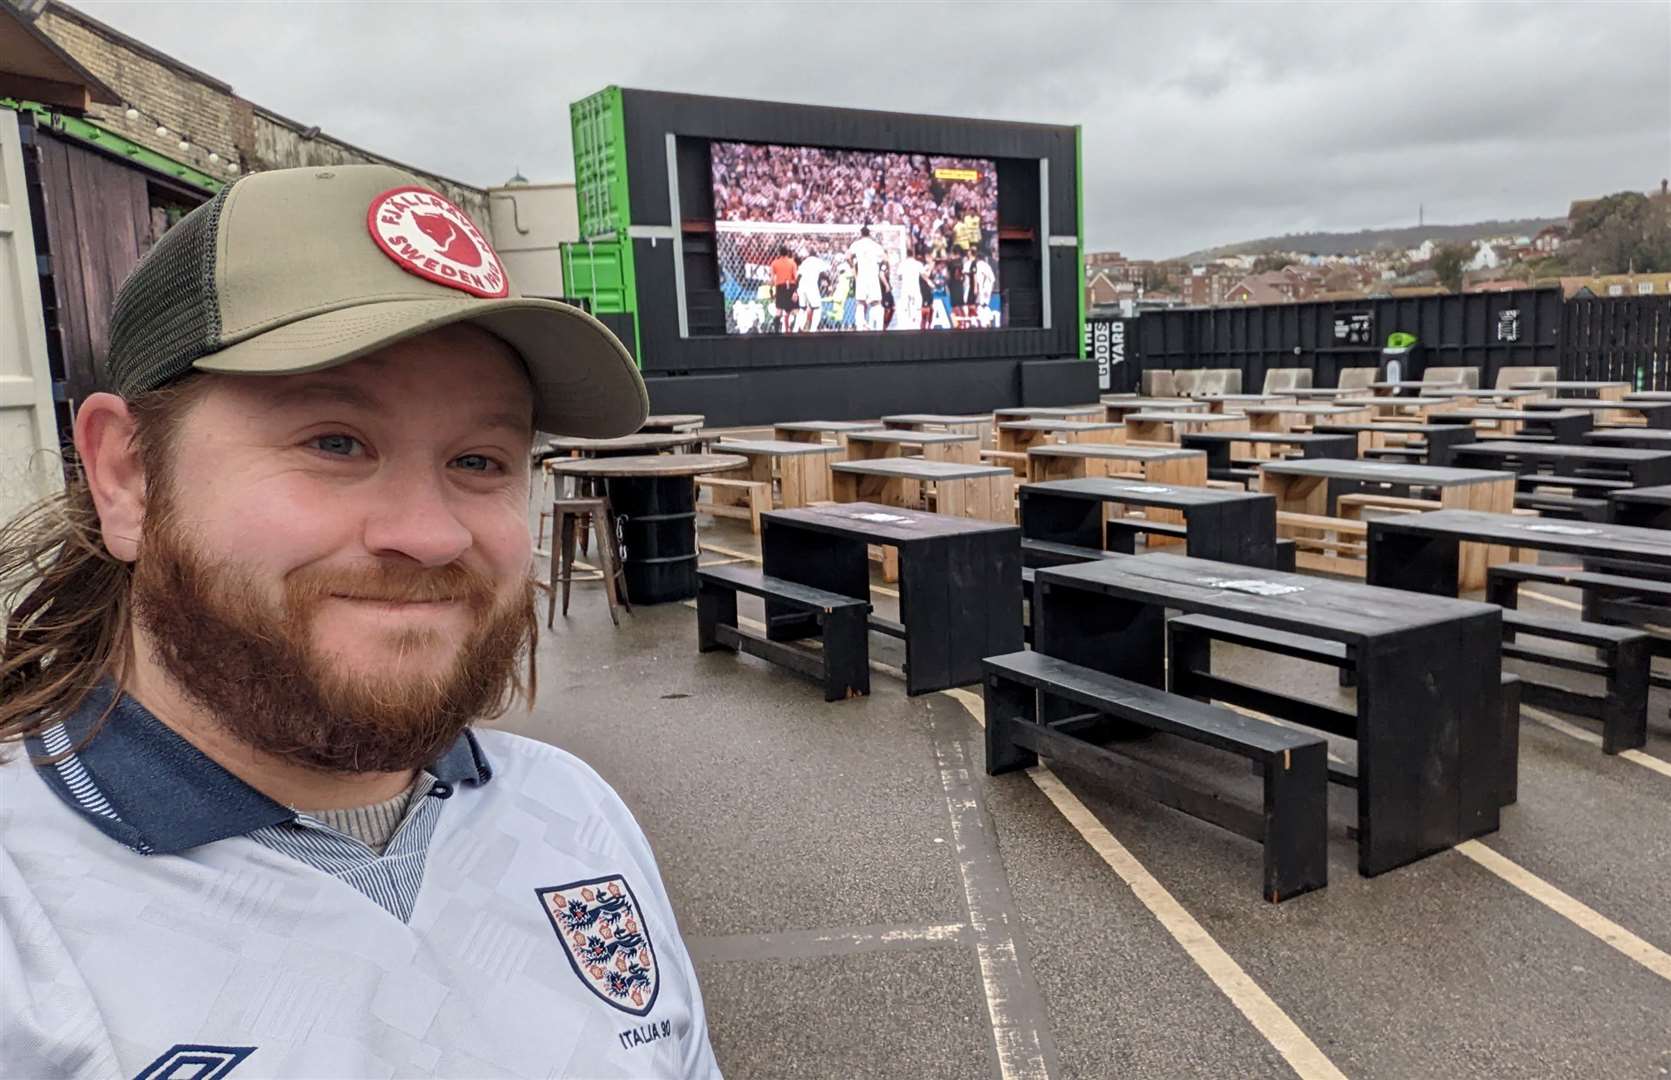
[769,245,798,333]
[793,247,829,333]
[844,225,886,332]
[0,165,721,1079]
[952,202,983,257]
[895,245,928,331]
[973,245,998,328]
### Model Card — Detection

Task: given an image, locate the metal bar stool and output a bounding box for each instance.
[546,496,630,626]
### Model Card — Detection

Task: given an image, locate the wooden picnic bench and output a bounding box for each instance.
[1026,444,1208,486]
[1179,430,1356,484]
[771,420,886,448]
[697,565,871,701]
[844,429,982,464]
[831,457,1016,523]
[1311,421,1478,467]
[1019,477,1283,569]
[1125,410,1249,443]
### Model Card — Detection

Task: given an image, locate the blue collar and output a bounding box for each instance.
[28,683,493,855]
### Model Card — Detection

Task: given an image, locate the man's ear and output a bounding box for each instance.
[73,393,147,563]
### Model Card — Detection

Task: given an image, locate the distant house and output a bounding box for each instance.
[1560,273,1671,298]
[1225,268,1310,305]
[1532,225,1567,255]
[1086,271,1123,307]
[1466,242,1502,272]
[1406,239,1438,262]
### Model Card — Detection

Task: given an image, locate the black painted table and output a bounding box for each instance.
[1033,553,1503,876]
[1609,485,1671,528]
[1583,429,1671,451]
[1312,421,1477,466]
[1426,408,1594,443]
[760,502,1022,695]
[1521,398,1671,429]
[1448,440,1671,488]
[1020,478,1280,568]
[1367,509,1671,596]
[1179,430,1356,479]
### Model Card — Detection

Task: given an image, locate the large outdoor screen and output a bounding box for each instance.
[709,141,1002,335]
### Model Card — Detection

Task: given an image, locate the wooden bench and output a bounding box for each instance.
[696,566,871,702]
[696,476,773,534]
[1020,537,1114,569]
[1276,511,1368,576]
[983,650,1328,902]
[1512,491,1610,521]
[1515,474,1632,494]
[1489,561,1671,685]
[1336,493,1441,517]
[1487,604,1649,754]
[1167,613,1524,806]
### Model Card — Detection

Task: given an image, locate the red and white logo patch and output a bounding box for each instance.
[367,186,509,298]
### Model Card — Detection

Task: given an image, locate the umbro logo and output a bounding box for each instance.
[134,1044,254,1080]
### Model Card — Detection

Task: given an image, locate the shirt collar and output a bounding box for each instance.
[32,682,493,855]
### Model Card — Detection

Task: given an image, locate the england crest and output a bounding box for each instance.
[536,875,660,1016]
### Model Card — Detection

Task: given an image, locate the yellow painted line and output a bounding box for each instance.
[942,688,1348,1080]
[1457,840,1671,984]
[698,542,761,563]
[1522,706,1671,779]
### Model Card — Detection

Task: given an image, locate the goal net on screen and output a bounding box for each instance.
[715,220,911,334]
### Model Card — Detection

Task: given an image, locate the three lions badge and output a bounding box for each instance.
[537,876,660,1016]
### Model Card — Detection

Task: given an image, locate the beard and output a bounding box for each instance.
[128,504,537,776]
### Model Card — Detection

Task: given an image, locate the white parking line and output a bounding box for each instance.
[1456,840,1671,984]
[942,688,1348,1080]
[1522,705,1671,779]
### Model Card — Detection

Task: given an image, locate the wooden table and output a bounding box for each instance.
[1609,484,1671,528]
[545,432,698,457]
[1336,396,1459,422]
[546,453,748,604]
[996,419,1126,454]
[1199,393,1296,413]
[1033,553,1504,876]
[1027,445,1208,486]
[882,413,995,449]
[1125,411,1248,443]
[1259,458,1515,586]
[1521,398,1671,429]
[1427,388,1546,404]
[761,502,1022,695]
[1624,392,1671,403]
[1448,440,1671,488]
[1283,388,1353,400]
[1368,380,1464,395]
[844,429,981,464]
[993,404,1105,424]
[1427,408,1594,443]
[711,439,843,507]
[1103,398,1207,422]
[831,458,1015,523]
[1312,422,1478,466]
[1512,380,1629,401]
[1239,404,1373,433]
[771,420,886,447]
[1179,431,1356,480]
[639,413,705,433]
[1020,478,1280,568]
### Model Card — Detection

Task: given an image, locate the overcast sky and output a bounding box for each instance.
[77,0,1671,259]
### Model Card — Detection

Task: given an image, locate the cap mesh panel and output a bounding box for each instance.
[105,183,235,397]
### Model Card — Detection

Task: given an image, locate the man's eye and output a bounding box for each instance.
[310,434,364,457]
[453,454,501,473]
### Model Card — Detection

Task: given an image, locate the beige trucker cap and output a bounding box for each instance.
[104,164,647,437]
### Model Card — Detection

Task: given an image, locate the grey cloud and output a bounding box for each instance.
[77,0,1671,257]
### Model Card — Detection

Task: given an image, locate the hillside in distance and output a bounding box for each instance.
[1182,217,1563,260]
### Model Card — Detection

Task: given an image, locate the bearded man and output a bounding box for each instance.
[0,165,720,1079]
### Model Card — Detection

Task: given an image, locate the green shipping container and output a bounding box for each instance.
[564,87,640,360]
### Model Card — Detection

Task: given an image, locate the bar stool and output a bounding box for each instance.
[546,496,630,626]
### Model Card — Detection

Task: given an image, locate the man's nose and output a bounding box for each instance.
[360,467,473,567]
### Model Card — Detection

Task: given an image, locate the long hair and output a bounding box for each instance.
[0,377,214,757]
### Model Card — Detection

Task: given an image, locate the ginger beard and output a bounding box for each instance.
[129,496,536,775]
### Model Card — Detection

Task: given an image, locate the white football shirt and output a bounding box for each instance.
[0,688,722,1079]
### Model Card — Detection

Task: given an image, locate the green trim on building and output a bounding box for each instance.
[1075,124,1086,360]
[1,99,224,194]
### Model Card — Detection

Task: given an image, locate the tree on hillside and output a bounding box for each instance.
[1251,253,1295,274]
[1431,244,1471,293]
[1556,191,1671,274]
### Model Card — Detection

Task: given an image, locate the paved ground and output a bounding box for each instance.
[505,516,1671,1079]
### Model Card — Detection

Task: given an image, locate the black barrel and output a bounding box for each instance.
[606,476,700,604]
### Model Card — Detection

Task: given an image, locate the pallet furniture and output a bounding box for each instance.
[1448,440,1671,489]
[1032,552,1506,877]
[712,439,843,508]
[546,453,747,604]
[694,476,773,534]
[1259,458,1516,586]
[1180,431,1356,484]
[831,458,1015,523]
[1021,477,1281,568]
[881,413,995,449]
[996,419,1126,454]
[1102,398,1206,423]
[697,565,871,701]
[1026,444,1208,486]
[983,650,1328,902]
[760,502,1022,695]
[992,404,1106,425]
[545,432,699,457]
[1198,393,1296,413]
[1312,421,1477,467]
[1335,396,1460,422]
[844,429,981,464]
[771,420,886,449]
[1125,410,1249,443]
[1368,379,1464,395]
[1426,387,1547,405]
[1239,403,1374,433]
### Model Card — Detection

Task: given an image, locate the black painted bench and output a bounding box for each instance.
[983,650,1328,903]
[1489,605,1649,754]
[1512,491,1611,521]
[1515,474,1632,494]
[1167,613,1523,806]
[697,566,871,702]
[1020,537,1114,569]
